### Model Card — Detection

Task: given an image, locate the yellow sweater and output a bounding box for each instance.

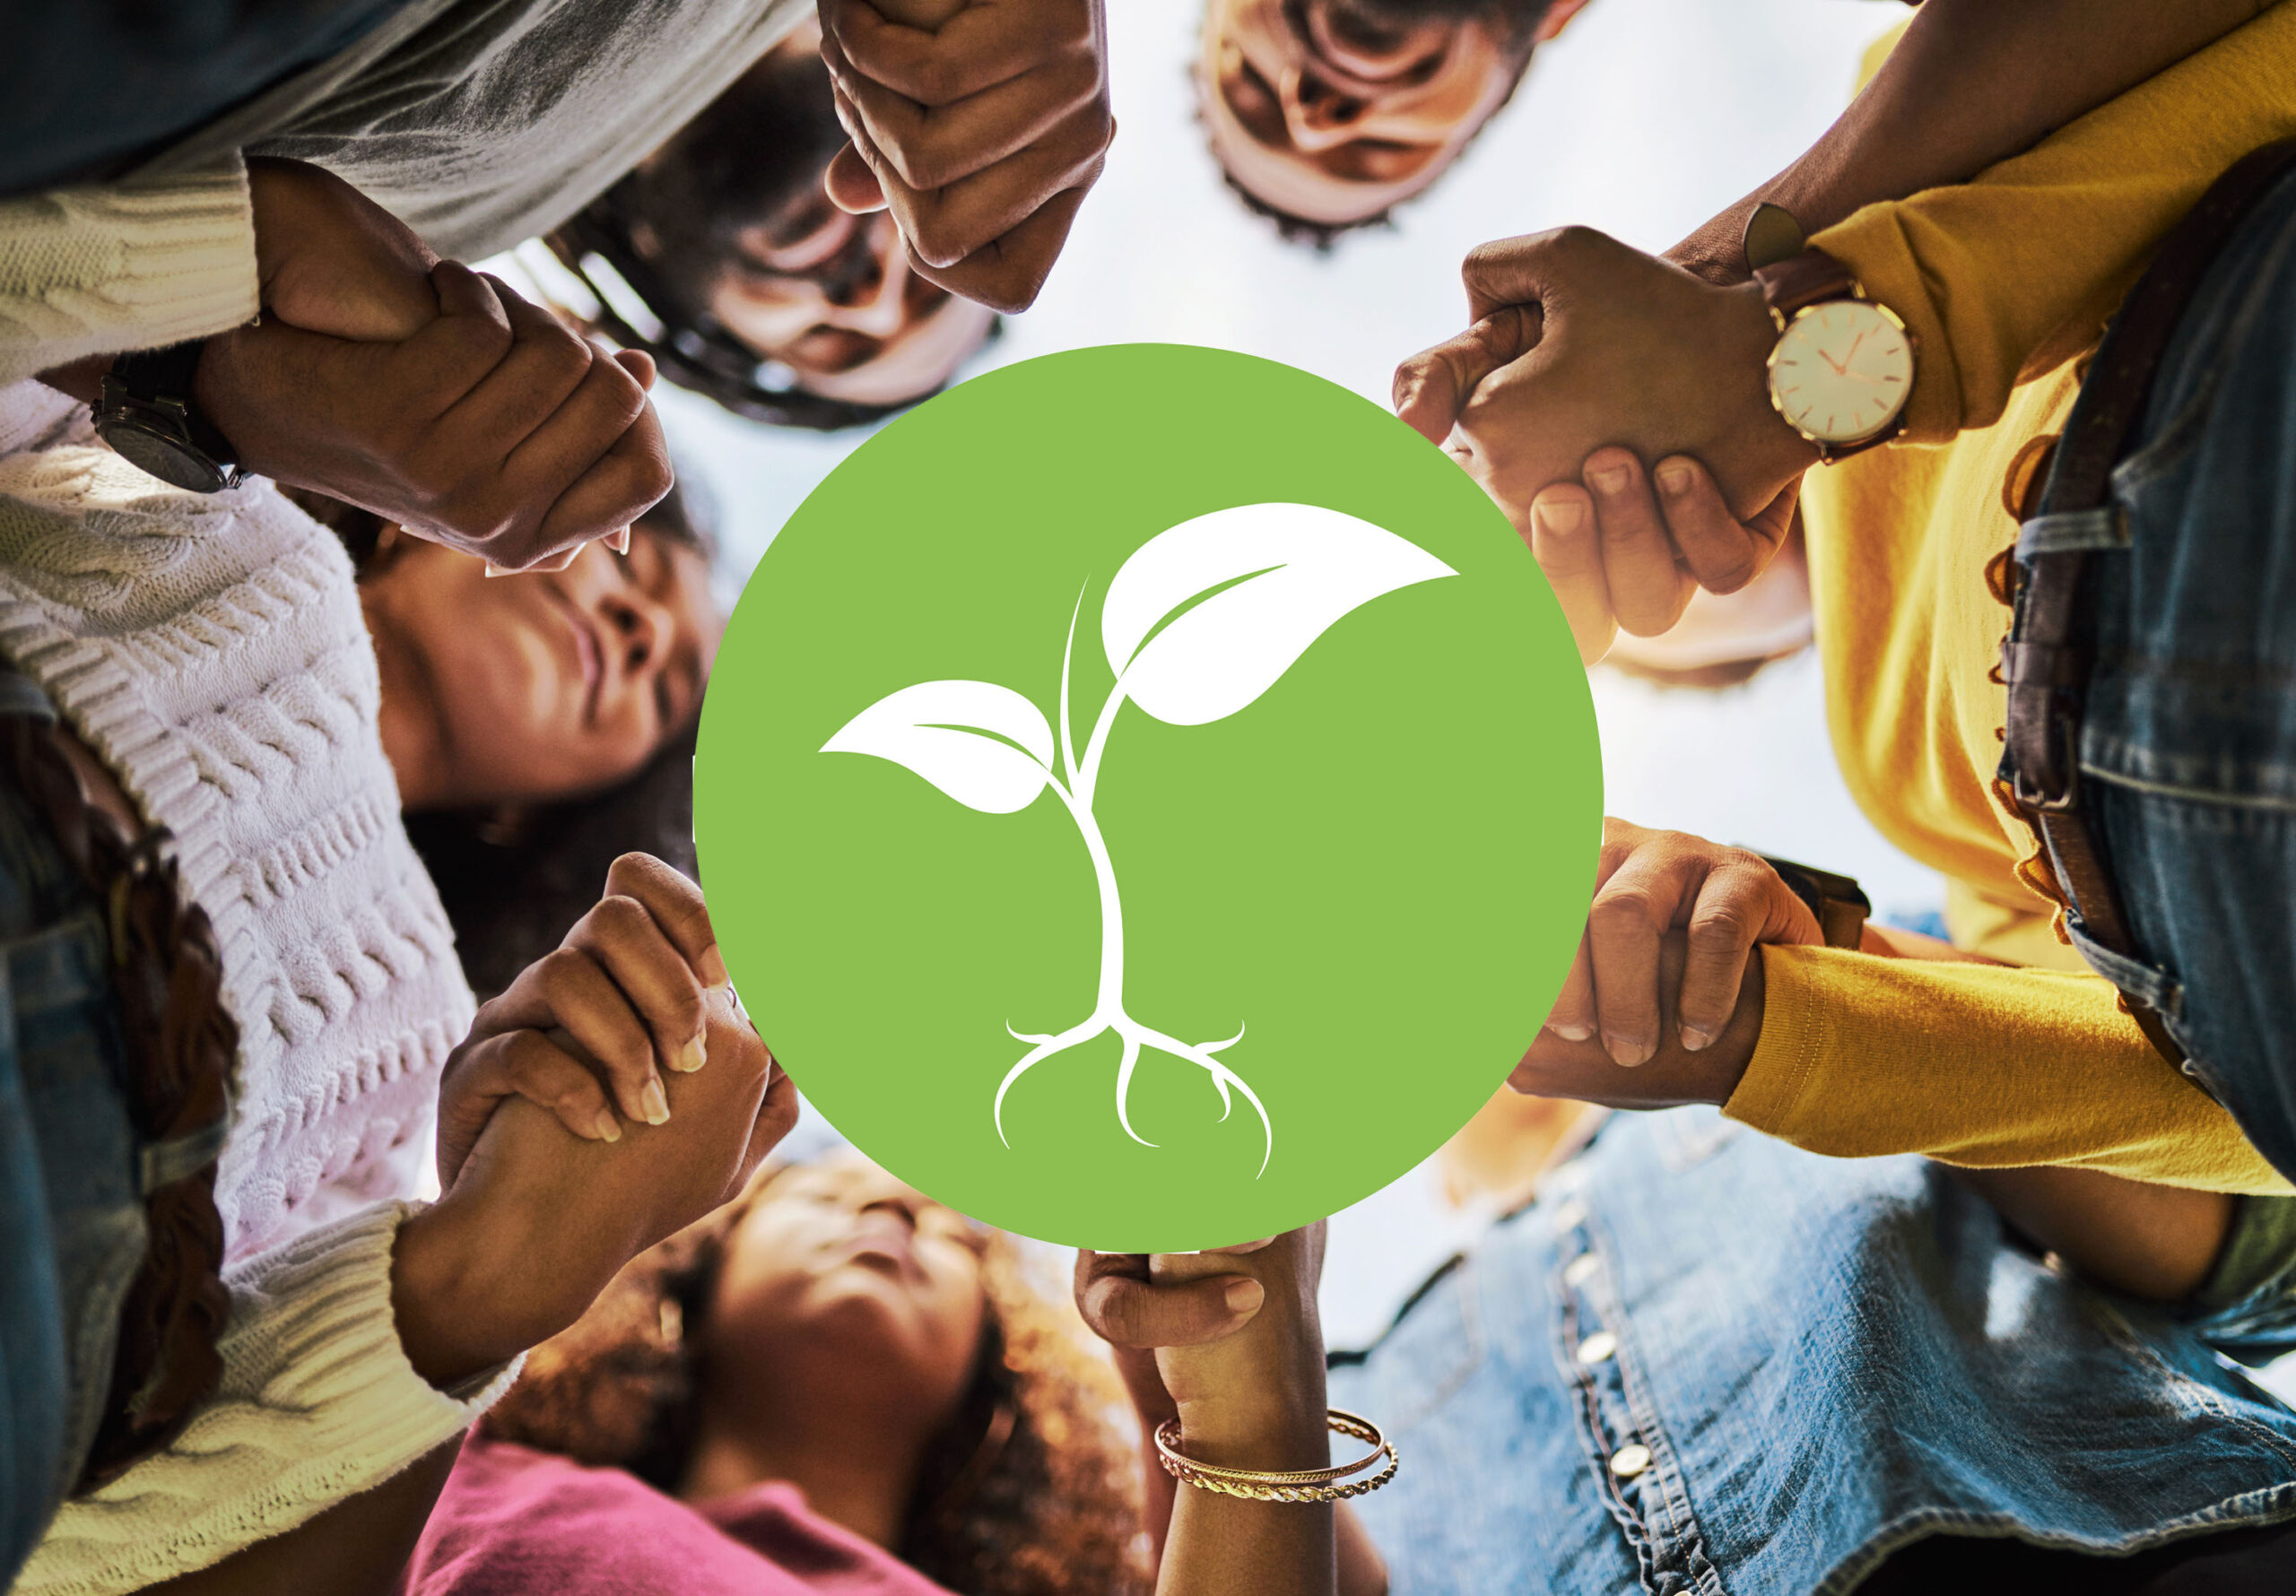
[1720,1,2296,1194]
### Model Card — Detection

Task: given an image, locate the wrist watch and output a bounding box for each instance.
[1752,244,1917,463]
[91,341,247,493]
[1756,854,1872,950]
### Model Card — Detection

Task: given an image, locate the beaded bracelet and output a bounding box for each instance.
[1152,1409,1399,1503]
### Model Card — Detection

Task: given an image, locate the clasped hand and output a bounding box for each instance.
[1392,226,1822,663]
[392,854,793,1387]
[1507,820,1823,1110]
[818,0,1113,314]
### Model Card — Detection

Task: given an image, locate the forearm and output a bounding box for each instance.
[144,1438,464,1596]
[1731,944,2292,1195]
[1949,1165,2235,1302]
[1672,0,2270,281]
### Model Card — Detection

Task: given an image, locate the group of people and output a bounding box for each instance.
[4,0,2296,1593]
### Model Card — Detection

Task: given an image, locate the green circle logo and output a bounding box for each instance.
[697,344,1599,1251]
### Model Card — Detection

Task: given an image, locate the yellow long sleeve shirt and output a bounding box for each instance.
[1720,1,2296,1194]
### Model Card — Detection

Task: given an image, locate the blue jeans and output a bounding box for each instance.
[2069,160,2296,1184]
[0,1,407,193]
[1329,1109,2296,1596]
[0,709,144,1585]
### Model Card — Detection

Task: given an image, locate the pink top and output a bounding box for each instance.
[404,1436,960,1596]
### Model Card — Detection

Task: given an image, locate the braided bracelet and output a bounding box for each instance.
[1153,1409,1398,1503]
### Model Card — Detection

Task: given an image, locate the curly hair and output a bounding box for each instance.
[483,1167,1152,1596]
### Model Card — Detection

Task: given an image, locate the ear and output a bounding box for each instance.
[1535,0,1596,44]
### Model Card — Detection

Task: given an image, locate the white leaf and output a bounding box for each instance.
[1101,503,1457,726]
[822,680,1055,815]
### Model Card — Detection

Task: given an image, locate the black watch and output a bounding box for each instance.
[91,341,246,493]
[1757,854,1872,950]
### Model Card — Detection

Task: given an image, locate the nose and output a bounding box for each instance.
[1282,67,1368,152]
[817,215,912,339]
[599,580,675,684]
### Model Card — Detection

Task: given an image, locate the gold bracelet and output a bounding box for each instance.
[1153,1409,1399,1503]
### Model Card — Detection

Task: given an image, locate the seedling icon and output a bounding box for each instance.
[823,503,1455,1175]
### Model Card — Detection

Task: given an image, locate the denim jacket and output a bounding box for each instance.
[1329,1108,2296,1595]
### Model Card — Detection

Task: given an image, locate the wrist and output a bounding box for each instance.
[1171,1364,1330,1470]
[389,1202,563,1388]
[1717,280,1822,500]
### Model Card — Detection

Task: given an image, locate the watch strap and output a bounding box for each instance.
[1752,247,1864,329]
[1756,854,1871,950]
[108,341,240,469]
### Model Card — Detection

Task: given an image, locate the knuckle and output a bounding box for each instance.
[1589,888,1658,935]
[535,945,590,990]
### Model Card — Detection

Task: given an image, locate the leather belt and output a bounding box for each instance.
[1998,138,2296,1070]
[0,672,237,1492]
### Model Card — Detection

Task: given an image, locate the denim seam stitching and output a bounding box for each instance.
[2077,760,2296,813]
[2084,1293,2296,1470]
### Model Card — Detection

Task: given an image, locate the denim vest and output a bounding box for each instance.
[1329,1109,2296,1595]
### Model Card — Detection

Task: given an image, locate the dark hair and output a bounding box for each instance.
[289,481,718,999]
[1205,0,1554,250]
[483,1167,1152,1596]
[547,45,997,432]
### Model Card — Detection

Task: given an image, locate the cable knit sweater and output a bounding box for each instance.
[0,380,512,1595]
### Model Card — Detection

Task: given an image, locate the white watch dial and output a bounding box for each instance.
[1767,299,1913,446]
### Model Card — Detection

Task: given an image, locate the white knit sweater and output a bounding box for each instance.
[0,381,512,1595]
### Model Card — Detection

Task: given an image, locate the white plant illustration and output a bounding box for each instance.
[822,503,1456,1176]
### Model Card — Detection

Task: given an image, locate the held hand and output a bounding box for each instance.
[1530,453,1800,664]
[1076,1228,1327,1464]
[434,854,735,1185]
[396,958,790,1386]
[196,265,672,570]
[1545,819,1823,1065]
[818,0,1113,313]
[246,157,440,342]
[1391,228,1818,660]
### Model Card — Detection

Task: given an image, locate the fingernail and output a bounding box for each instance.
[1605,1032,1654,1068]
[483,563,509,579]
[1534,499,1584,535]
[1549,1021,1595,1043]
[674,1034,707,1073]
[640,1080,670,1125]
[1589,464,1632,495]
[1681,1024,1714,1053]
[592,1108,622,1143]
[611,525,631,555]
[1225,1279,1265,1314]
[1656,462,1695,496]
[699,943,732,991]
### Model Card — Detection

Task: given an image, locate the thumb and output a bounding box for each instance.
[824,142,888,213]
[1392,302,1539,445]
[1076,1263,1264,1350]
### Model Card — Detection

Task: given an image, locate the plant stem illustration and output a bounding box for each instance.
[822,502,1455,1177]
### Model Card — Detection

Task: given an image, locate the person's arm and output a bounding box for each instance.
[1393,1,2296,657]
[1503,823,2292,1200]
[1805,0,2296,445]
[1077,1234,1388,1596]
[17,860,792,1596]
[0,160,258,386]
[1669,0,2274,284]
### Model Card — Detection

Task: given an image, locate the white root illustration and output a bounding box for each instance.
[822,503,1455,1177]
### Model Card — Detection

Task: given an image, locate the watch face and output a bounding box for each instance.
[97,417,227,494]
[1767,299,1913,446]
